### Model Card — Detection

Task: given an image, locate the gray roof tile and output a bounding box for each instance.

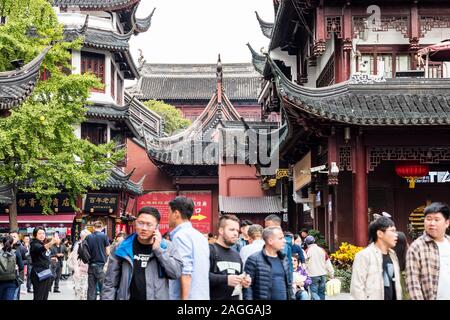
[267,56,450,126]
[132,63,261,101]
[219,195,283,214]
[0,48,50,109]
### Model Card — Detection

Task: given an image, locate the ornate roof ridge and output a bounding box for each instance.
[53,0,140,11]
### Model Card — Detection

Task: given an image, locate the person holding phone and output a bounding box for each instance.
[101,207,182,300]
[30,227,60,300]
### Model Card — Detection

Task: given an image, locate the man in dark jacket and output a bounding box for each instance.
[101,207,182,300]
[243,226,294,300]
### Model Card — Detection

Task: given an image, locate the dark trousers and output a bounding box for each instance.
[51,262,62,290]
[87,264,105,300]
[26,264,32,290]
[30,272,53,301]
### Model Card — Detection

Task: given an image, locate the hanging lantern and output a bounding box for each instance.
[395,162,429,189]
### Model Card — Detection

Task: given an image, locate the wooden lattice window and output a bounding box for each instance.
[81,51,105,93]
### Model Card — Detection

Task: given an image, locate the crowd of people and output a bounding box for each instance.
[0,198,449,301]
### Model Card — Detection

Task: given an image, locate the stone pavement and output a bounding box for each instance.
[20,276,352,300]
[22,277,76,300]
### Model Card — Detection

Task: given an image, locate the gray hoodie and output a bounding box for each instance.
[101,234,182,300]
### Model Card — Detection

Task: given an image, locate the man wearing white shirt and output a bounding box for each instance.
[240,224,264,267]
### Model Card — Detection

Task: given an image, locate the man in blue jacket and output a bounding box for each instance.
[101,207,182,300]
[243,226,294,300]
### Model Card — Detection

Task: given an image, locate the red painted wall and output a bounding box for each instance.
[125,138,174,191]
[219,164,264,197]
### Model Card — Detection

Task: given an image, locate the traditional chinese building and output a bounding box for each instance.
[128,62,264,122]
[135,57,284,235]
[51,0,161,238]
[250,0,450,249]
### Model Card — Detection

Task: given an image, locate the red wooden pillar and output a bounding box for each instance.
[353,134,368,246]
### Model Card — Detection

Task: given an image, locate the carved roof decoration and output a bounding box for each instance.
[246,43,268,76]
[0,47,51,110]
[255,11,273,39]
[266,55,450,126]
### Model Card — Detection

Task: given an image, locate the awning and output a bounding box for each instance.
[219,196,283,214]
[0,214,75,225]
[418,40,450,62]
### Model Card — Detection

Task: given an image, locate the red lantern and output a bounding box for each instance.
[395,162,429,189]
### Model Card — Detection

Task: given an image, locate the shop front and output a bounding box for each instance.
[0,192,76,237]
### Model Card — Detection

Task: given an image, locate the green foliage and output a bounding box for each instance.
[0,0,122,214]
[334,268,352,293]
[144,100,191,135]
[308,229,329,252]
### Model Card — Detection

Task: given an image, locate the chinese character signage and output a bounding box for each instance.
[85,193,119,214]
[137,191,212,236]
[6,193,76,214]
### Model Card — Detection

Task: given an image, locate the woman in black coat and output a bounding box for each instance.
[30,227,60,300]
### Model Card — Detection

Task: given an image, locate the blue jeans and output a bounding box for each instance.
[295,289,310,300]
[310,275,327,300]
[0,281,17,300]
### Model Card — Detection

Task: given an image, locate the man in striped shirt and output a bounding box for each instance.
[406,202,450,300]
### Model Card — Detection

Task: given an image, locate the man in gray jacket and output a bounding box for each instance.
[101,207,182,300]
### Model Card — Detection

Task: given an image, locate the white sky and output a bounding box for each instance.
[129,0,275,64]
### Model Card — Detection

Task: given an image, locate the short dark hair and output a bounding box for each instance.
[300,228,309,234]
[169,196,194,220]
[368,216,395,243]
[424,202,449,220]
[33,226,46,238]
[2,236,14,252]
[218,214,240,228]
[264,214,281,225]
[240,219,253,228]
[137,206,161,223]
[23,234,30,239]
[9,229,18,235]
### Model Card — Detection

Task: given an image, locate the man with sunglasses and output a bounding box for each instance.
[102,207,182,300]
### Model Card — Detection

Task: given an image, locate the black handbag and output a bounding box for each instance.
[36,268,53,281]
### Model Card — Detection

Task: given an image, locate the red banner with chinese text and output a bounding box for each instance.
[137,191,212,236]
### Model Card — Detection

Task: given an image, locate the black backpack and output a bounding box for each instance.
[77,240,91,264]
[0,250,17,281]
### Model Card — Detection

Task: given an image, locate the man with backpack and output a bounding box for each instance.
[0,236,24,300]
[209,215,251,300]
[84,221,110,300]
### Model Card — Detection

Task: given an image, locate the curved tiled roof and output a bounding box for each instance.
[53,0,139,11]
[267,56,450,126]
[65,27,131,51]
[255,11,273,39]
[96,167,143,195]
[133,63,261,101]
[0,47,50,109]
[86,103,129,120]
[219,195,283,214]
[133,8,155,34]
